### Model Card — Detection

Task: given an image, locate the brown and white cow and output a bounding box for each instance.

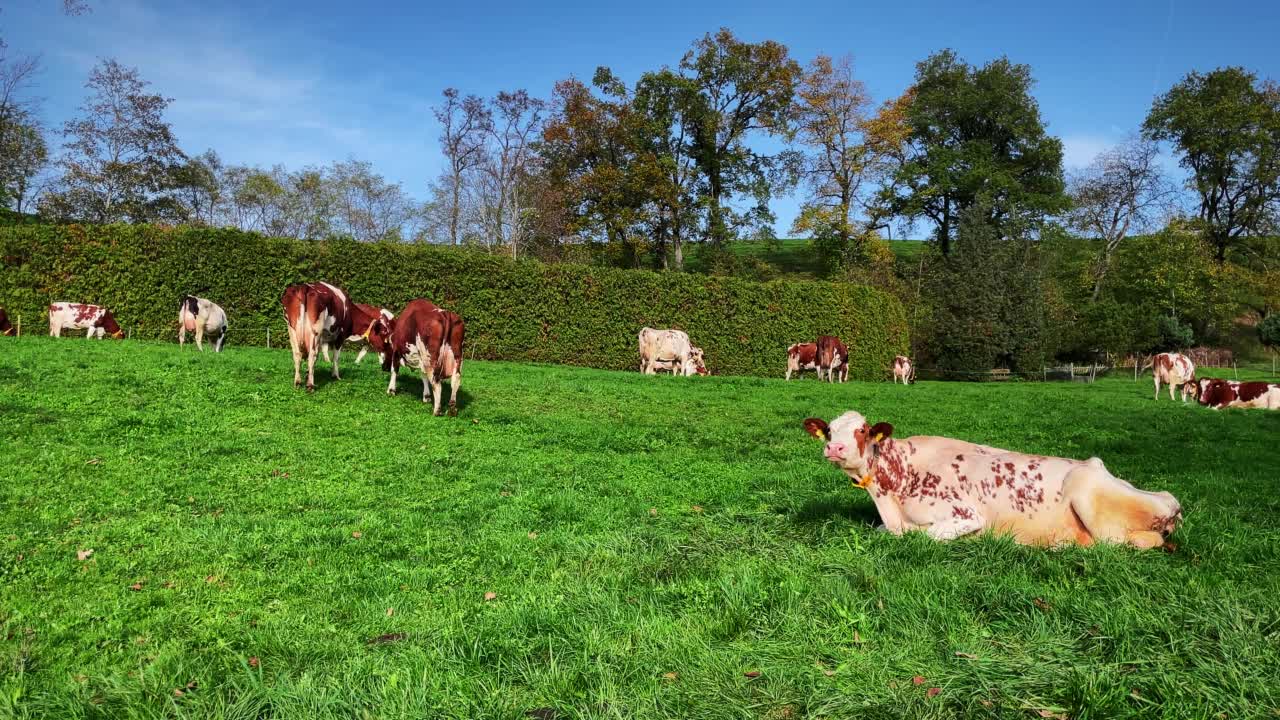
[281,282,354,392]
[892,356,914,385]
[786,342,818,381]
[178,296,228,352]
[371,299,465,416]
[48,303,123,339]
[802,410,1182,549]
[325,303,393,365]
[0,307,14,336]
[638,328,705,376]
[1148,352,1196,401]
[816,335,848,383]
[1197,378,1280,410]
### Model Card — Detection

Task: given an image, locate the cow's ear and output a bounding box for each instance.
[803,418,830,441]
[869,422,894,442]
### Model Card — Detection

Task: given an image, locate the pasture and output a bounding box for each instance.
[1,337,1278,719]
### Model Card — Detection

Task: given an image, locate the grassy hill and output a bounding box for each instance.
[2,336,1277,718]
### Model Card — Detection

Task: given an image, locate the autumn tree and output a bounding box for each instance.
[42,59,186,223]
[1144,67,1280,263]
[680,28,801,248]
[0,40,46,212]
[632,68,702,270]
[790,54,877,271]
[433,88,490,246]
[877,50,1066,255]
[1067,137,1173,300]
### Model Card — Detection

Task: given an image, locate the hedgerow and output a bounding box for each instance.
[0,224,908,379]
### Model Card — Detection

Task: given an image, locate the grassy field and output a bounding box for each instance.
[2,337,1278,719]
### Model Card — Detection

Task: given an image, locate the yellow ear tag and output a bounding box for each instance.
[855,474,874,490]
[873,433,884,443]
[819,429,830,441]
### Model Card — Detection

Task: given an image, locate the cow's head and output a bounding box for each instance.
[369,316,397,370]
[101,312,124,339]
[1181,380,1200,401]
[687,347,709,376]
[803,411,894,486]
[1200,379,1235,408]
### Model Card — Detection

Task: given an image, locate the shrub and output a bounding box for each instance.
[1259,314,1280,351]
[1153,315,1194,352]
[0,224,908,379]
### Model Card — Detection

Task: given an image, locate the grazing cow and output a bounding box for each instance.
[786,342,819,381]
[0,307,13,336]
[892,356,914,385]
[803,410,1182,549]
[325,303,394,365]
[653,347,709,375]
[815,335,848,383]
[178,296,228,352]
[1197,378,1280,410]
[280,282,354,392]
[48,303,123,339]
[1147,352,1196,401]
[372,299,464,416]
[638,328,705,376]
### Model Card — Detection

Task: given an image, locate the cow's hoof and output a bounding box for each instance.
[306,385,315,394]
[447,405,458,417]
[387,390,396,396]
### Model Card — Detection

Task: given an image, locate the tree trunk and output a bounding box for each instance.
[938,201,952,256]
[449,173,461,246]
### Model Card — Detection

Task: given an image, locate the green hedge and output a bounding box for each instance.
[0,224,909,379]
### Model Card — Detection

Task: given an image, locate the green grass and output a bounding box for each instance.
[2,337,1278,719]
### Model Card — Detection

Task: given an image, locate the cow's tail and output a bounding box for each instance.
[294,294,314,356]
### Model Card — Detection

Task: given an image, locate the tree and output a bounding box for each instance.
[1259,314,1280,357]
[168,149,223,225]
[0,41,46,212]
[43,59,186,223]
[680,28,801,248]
[329,158,420,242]
[877,50,1066,255]
[478,89,545,257]
[790,54,875,270]
[433,88,490,246]
[1067,137,1173,300]
[632,68,702,270]
[1144,67,1280,263]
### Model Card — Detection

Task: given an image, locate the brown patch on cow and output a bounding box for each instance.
[1235,381,1271,403]
[952,506,974,520]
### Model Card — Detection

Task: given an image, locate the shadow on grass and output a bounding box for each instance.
[790,493,881,527]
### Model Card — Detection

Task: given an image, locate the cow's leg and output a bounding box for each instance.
[195,323,205,352]
[924,512,985,541]
[215,330,225,353]
[387,365,398,395]
[447,370,460,416]
[322,344,331,364]
[305,336,318,392]
[1168,381,1177,402]
[355,346,368,364]
[178,319,185,347]
[331,346,342,380]
[1063,461,1179,548]
[1153,375,1160,400]
[785,365,792,381]
[287,327,303,388]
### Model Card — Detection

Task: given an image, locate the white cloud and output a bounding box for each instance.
[1060,133,1115,170]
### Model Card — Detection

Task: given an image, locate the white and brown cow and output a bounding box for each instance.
[802,411,1182,549]
[48,303,124,339]
[178,296,228,352]
[638,328,705,377]
[281,282,354,392]
[371,299,465,416]
[0,307,14,336]
[816,335,848,383]
[786,342,818,381]
[1197,379,1280,410]
[1148,352,1196,401]
[892,356,914,385]
[324,302,393,365]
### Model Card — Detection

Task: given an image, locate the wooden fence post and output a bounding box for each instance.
[267,329,270,349]
[15,315,19,338]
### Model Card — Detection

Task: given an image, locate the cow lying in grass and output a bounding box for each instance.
[803,410,1182,549]
[1194,378,1280,410]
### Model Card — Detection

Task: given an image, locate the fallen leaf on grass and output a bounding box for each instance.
[173,689,184,698]
[85,458,101,465]
[648,507,658,517]
[661,672,678,681]
[386,608,394,617]
[1033,598,1052,611]
[77,549,93,561]
[248,657,259,668]
[73,674,88,683]
[853,630,863,644]
[981,700,993,708]
[927,687,941,698]
[1035,710,1067,720]
[484,591,497,601]
[351,531,362,539]
[205,575,218,584]
[691,505,703,514]
[500,490,512,497]
[528,532,538,539]
[128,582,143,591]
[954,651,977,659]
[744,670,761,679]
[525,709,557,720]
[823,669,836,677]
[1161,542,1179,554]
[912,676,925,686]
[162,581,175,589]
[366,633,406,645]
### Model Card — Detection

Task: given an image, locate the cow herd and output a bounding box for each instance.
[3,295,1277,551]
[1151,351,1280,411]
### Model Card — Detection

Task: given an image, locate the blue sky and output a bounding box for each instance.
[4,0,1278,235]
